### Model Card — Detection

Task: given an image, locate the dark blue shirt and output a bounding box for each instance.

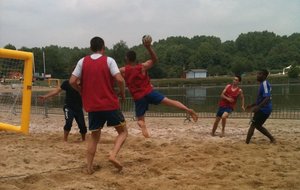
[256,80,272,115]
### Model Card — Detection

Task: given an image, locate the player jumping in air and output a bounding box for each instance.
[120,36,198,138]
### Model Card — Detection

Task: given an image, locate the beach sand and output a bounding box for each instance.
[0,115,299,190]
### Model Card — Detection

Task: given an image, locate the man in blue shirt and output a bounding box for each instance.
[245,69,276,144]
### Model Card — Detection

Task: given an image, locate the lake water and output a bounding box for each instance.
[157,83,300,112]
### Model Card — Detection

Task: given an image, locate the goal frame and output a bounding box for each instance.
[0,48,33,134]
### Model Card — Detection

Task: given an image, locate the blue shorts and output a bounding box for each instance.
[88,109,126,131]
[135,90,165,117]
[216,107,233,117]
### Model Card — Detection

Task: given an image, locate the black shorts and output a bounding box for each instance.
[251,110,270,127]
[63,105,87,134]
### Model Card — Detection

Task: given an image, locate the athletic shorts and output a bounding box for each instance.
[135,90,165,117]
[63,105,87,134]
[216,107,233,117]
[251,110,270,127]
[88,109,126,131]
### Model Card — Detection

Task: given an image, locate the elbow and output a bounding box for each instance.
[69,75,77,85]
[116,76,125,84]
[69,79,75,87]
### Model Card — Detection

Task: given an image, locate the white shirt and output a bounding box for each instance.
[72,53,120,78]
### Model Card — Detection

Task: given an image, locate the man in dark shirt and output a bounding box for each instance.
[39,80,87,141]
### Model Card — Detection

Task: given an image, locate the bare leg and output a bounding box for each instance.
[86,130,101,174]
[137,116,150,138]
[161,97,198,122]
[220,112,229,137]
[211,117,221,136]
[64,130,70,142]
[109,125,128,171]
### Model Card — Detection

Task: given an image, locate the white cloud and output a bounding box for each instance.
[0,0,299,49]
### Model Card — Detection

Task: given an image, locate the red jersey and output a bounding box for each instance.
[219,84,240,109]
[124,64,153,100]
[81,55,119,112]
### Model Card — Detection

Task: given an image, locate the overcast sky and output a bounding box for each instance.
[0,0,299,49]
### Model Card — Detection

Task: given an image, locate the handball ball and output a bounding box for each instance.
[142,35,152,44]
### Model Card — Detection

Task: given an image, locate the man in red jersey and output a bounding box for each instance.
[70,37,128,174]
[211,76,245,137]
[120,37,198,138]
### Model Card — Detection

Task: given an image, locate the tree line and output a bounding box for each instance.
[3,31,300,79]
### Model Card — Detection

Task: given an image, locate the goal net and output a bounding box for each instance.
[0,48,33,134]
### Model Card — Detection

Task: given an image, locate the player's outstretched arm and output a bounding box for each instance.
[142,42,158,71]
[240,89,245,111]
[38,87,62,102]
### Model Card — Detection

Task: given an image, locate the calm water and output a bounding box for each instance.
[30,84,300,114]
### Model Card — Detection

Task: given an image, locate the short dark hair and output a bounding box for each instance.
[90,37,105,52]
[235,75,242,82]
[126,50,136,62]
[259,69,269,77]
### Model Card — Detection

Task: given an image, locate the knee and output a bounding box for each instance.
[221,115,228,120]
[254,124,263,130]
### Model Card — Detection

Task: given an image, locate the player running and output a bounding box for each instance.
[211,76,245,137]
[245,69,276,144]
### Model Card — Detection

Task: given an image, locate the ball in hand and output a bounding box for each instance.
[142,35,152,44]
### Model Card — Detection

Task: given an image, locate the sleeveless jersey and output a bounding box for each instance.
[219,84,240,109]
[81,55,119,112]
[124,64,153,100]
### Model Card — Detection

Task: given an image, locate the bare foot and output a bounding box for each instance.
[82,167,95,175]
[220,131,225,138]
[188,109,198,122]
[138,121,150,138]
[109,158,123,171]
[211,132,216,137]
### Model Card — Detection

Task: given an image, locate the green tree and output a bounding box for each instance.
[288,64,300,78]
[4,44,16,50]
[111,40,129,66]
[230,56,253,75]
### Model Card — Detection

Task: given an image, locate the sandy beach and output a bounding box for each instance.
[0,114,299,190]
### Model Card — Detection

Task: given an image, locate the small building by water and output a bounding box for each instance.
[185,69,207,79]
